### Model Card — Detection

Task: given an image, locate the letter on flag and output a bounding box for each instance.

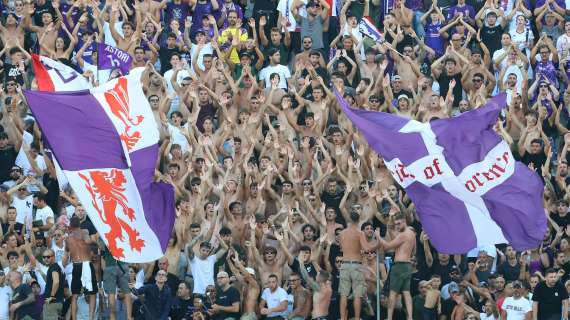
[337,92,546,253]
[24,68,175,262]
[97,43,133,75]
[31,54,90,92]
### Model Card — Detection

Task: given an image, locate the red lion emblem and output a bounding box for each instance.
[104,78,144,151]
[78,169,145,259]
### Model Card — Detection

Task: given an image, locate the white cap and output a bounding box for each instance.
[245,267,255,276]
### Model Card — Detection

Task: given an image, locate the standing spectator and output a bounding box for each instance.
[501,280,531,320]
[0,270,11,320]
[532,268,569,320]
[42,249,64,320]
[186,235,229,294]
[130,270,172,319]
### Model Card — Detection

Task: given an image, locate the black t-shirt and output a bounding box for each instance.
[1,222,24,237]
[532,281,569,318]
[430,260,456,284]
[521,151,547,176]
[496,261,521,282]
[33,0,56,26]
[0,146,17,183]
[169,297,193,320]
[158,47,181,75]
[78,216,97,235]
[12,283,36,319]
[552,212,570,230]
[480,24,503,56]
[213,286,240,320]
[4,63,26,85]
[45,263,65,302]
[289,258,318,281]
[437,72,463,108]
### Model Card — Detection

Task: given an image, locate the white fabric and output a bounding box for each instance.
[261,287,289,318]
[501,296,531,320]
[167,123,191,153]
[557,33,570,60]
[34,55,91,90]
[277,0,307,32]
[189,43,213,75]
[80,261,93,292]
[164,68,192,94]
[83,61,112,84]
[35,205,54,232]
[0,285,13,320]
[103,21,124,48]
[190,255,217,294]
[11,194,33,224]
[383,121,509,249]
[259,64,291,89]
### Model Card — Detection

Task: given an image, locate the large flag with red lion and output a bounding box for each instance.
[24,65,175,263]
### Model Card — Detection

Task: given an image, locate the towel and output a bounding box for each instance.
[81,261,93,292]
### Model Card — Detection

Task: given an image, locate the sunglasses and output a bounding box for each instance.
[43,255,53,258]
[473,79,482,83]
[540,85,548,88]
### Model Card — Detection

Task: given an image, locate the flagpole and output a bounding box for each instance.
[376,252,381,320]
[96,42,100,86]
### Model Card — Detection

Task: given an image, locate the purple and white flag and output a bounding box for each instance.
[358,17,383,42]
[98,43,133,75]
[24,68,175,262]
[338,92,546,253]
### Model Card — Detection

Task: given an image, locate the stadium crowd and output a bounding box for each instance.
[2,0,570,319]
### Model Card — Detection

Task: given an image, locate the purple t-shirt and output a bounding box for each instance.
[166,2,190,29]
[534,60,558,86]
[535,0,565,9]
[190,0,219,38]
[447,4,475,20]
[425,20,444,56]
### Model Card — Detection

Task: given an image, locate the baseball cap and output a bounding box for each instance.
[245,267,255,275]
[397,94,410,101]
[217,271,229,278]
[392,75,402,81]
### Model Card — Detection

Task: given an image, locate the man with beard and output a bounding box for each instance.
[532,268,569,320]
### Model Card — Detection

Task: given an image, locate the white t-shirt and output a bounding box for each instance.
[0,285,13,320]
[557,33,570,60]
[189,43,213,75]
[103,21,124,48]
[501,296,531,320]
[261,287,289,317]
[51,241,66,268]
[190,255,217,294]
[163,68,192,94]
[167,123,191,153]
[277,0,307,31]
[11,194,33,224]
[35,205,54,237]
[259,64,291,89]
[83,61,112,84]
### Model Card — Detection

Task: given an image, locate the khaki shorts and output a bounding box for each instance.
[42,302,63,320]
[389,262,412,293]
[339,262,366,298]
[240,312,257,320]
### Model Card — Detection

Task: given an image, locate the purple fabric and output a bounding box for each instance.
[338,92,546,253]
[338,96,429,165]
[483,162,546,250]
[130,145,176,251]
[430,94,505,174]
[97,43,133,75]
[23,90,128,171]
[406,183,478,252]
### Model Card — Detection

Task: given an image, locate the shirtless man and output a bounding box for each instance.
[339,210,379,320]
[109,3,143,56]
[298,263,332,320]
[65,216,97,320]
[23,3,63,56]
[423,275,442,320]
[288,272,312,320]
[378,213,416,320]
[231,256,260,320]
